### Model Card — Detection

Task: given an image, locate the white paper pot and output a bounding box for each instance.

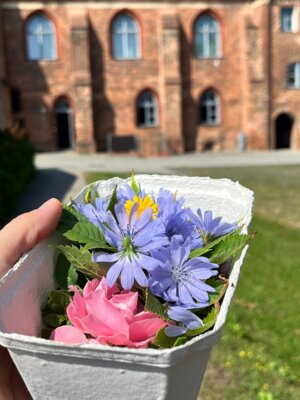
[0,175,253,400]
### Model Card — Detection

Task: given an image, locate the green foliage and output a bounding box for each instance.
[144,289,171,322]
[131,173,140,195]
[0,129,34,226]
[57,204,114,251]
[106,185,118,218]
[57,245,106,280]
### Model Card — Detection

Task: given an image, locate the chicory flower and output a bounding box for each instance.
[149,238,218,307]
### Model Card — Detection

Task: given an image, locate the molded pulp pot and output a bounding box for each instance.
[0,175,253,400]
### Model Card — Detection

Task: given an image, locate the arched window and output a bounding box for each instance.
[26,14,56,60]
[287,62,300,88]
[194,14,221,59]
[137,91,158,127]
[112,13,140,60]
[199,90,220,125]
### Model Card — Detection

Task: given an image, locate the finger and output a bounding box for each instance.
[0,198,62,277]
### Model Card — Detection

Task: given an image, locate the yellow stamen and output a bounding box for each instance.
[125,195,158,219]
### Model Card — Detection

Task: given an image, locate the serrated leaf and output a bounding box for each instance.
[57,245,106,279]
[57,204,90,235]
[144,289,172,322]
[63,221,111,250]
[106,185,118,218]
[131,173,139,195]
[43,313,67,329]
[189,234,229,258]
[210,233,249,265]
[186,307,218,337]
[189,227,243,259]
[207,278,228,305]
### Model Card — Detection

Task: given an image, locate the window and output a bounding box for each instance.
[112,14,140,60]
[199,90,220,125]
[280,7,298,32]
[10,89,22,113]
[137,91,158,127]
[194,14,221,58]
[26,14,57,60]
[287,63,300,88]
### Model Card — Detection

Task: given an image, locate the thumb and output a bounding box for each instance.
[0,198,62,277]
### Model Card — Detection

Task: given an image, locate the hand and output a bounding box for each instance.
[0,199,62,400]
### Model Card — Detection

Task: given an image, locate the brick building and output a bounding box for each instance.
[0,1,299,155]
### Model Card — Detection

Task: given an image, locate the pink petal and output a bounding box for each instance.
[83,279,100,296]
[50,325,88,344]
[129,313,168,342]
[85,291,129,336]
[110,291,138,315]
[99,277,120,299]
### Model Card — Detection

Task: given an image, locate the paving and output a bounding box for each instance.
[15,149,300,215]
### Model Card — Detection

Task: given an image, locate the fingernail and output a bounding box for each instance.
[39,198,57,210]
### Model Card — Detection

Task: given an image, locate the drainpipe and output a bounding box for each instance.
[267,0,273,149]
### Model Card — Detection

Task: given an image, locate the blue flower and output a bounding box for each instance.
[165,306,203,337]
[73,198,108,227]
[190,209,237,243]
[93,202,169,290]
[149,238,218,307]
[156,189,203,249]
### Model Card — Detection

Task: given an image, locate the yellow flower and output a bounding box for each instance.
[125,195,158,219]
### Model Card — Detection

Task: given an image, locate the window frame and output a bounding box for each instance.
[136,90,159,128]
[194,13,221,59]
[26,13,57,61]
[199,89,221,126]
[287,62,300,88]
[280,7,298,33]
[111,13,141,60]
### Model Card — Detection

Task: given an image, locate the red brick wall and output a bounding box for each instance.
[1,1,300,154]
[0,10,11,130]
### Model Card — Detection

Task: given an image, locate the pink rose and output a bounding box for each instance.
[50,278,168,348]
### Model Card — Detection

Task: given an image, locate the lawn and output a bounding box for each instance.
[85,166,300,400]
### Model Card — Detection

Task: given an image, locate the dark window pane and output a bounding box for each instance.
[11,89,21,113]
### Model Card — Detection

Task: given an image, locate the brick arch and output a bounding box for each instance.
[198,87,222,125]
[24,10,59,60]
[135,88,160,127]
[109,9,143,59]
[192,10,223,58]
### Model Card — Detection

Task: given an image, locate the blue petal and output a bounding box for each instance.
[106,259,124,287]
[165,325,187,337]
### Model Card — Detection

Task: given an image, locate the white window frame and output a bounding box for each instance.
[112,14,140,60]
[200,90,220,125]
[194,14,221,59]
[287,62,300,88]
[137,91,158,128]
[280,7,298,33]
[26,14,57,60]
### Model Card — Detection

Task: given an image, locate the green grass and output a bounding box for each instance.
[85,166,300,400]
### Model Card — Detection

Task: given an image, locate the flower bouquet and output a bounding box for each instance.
[0,175,253,400]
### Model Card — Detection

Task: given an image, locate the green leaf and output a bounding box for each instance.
[152,327,179,349]
[84,183,99,204]
[144,289,171,322]
[210,233,249,265]
[174,336,188,347]
[63,221,111,250]
[189,234,229,258]
[57,245,106,279]
[47,290,71,314]
[67,265,78,286]
[106,185,118,218]
[57,204,90,235]
[186,307,218,337]
[54,253,71,290]
[131,173,139,195]
[207,278,228,305]
[43,313,67,328]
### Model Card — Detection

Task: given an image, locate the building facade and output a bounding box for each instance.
[0,0,299,155]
